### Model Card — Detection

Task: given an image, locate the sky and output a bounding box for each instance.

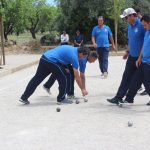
[46,0,56,5]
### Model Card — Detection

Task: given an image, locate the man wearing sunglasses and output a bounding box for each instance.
[107,8,145,105]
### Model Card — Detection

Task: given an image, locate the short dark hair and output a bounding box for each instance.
[78,46,90,55]
[89,51,98,59]
[141,14,150,23]
[98,16,105,22]
[132,6,141,13]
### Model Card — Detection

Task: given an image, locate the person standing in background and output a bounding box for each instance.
[92,16,116,78]
[74,30,84,47]
[61,31,69,45]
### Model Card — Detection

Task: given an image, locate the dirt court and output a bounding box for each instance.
[0,56,150,150]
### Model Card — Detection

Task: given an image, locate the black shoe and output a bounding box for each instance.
[107,97,121,105]
[118,99,125,103]
[118,99,134,107]
[119,99,133,104]
[57,99,73,105]
[122,98,134,104]
[19,98,30,104]
[140,90,147,96]
[146,101,150,106]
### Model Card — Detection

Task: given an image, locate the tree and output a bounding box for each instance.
[38,6,58,34]
[1,0,58,40]
[0,0,6,64]
[2,0,28,41]
[56,0,115,41]
[132,0,150,14]
[113,0,119,50]
[56,0,149,46]
[24,0,46,39]
[112,0,127,50]
[25,0,57,39]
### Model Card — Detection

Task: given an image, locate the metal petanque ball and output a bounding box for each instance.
[56,107,61,112]
[128,121,133,127]
[84,98,88,102]
[118,103,123,107]
[76,100,80,104]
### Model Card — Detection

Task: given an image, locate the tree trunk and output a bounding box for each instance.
[114,19,118,51]
[16,31,19,36]
[0,16,5,65]
[30,29,36,39]
[114,0,119,51]
[4,25,13,42]
[4,33,8,41]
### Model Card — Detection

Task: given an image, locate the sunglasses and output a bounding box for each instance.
[125,14,132,20]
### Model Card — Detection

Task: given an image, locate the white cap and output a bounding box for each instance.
[120,8,137,18]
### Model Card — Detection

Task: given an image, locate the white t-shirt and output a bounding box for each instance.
[61,34,69,43]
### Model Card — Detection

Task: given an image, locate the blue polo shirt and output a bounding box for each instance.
[79,58,88,73]
[128,18,145,57]
[43,45,79,69]
[142,31,150,63]
[74,35,83,44]
[92,25,113,48]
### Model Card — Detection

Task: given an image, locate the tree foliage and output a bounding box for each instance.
[1,0,150,44]
[1,0,58,40]
[56,0,150,45]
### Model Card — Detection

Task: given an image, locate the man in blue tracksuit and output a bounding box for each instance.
[92,16,116,78]
[43,51,98,98]
[107,8,145,104]
[121,14,150,105]
[19,45,90,104]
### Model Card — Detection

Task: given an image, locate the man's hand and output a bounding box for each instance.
[123,51,129,60]
[93,43,97,48]
[65,68,70,73]
[81,89,88,96]
[111,45,117,52]
[136,58,142,68]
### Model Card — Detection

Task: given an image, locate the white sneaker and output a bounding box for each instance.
[103,72,108,78]
[67,95,72,99]
[43,85,51,95]
[101,73,104,76]
[67,95,76,99]
[19,98,30,104]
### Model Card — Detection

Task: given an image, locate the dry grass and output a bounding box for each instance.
[8,32,47,45]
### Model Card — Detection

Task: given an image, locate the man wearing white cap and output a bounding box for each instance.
[107,8,145,105]
[121,14,150,105]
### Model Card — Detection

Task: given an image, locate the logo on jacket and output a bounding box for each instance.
[135,28,138,33]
